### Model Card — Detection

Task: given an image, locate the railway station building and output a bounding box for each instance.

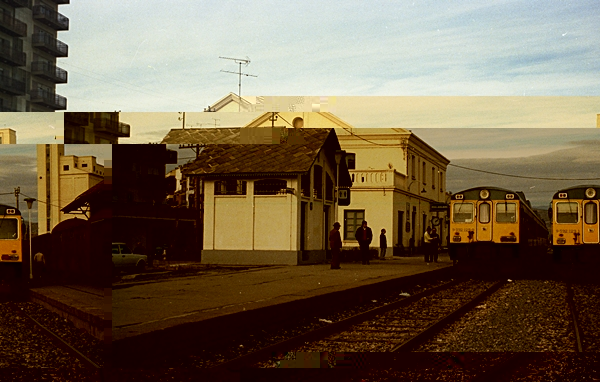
[163,128,352,265]
[242,112,451,254]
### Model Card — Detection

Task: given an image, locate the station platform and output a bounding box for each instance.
[28,284,110,343]
[112,254,453,362]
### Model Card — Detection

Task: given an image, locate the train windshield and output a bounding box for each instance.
[0,218,18,240]
[453,203,474,223]
[556,202,579,224]
[479,203,491,223]
[584,202,597,224]
[496,203,516,223]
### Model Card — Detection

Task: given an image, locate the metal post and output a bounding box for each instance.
[24,198,35,280]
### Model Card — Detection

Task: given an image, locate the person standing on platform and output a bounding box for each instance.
[379,229,387,260]
[329,222,343,269]
[423,227,432,264]
[431,228,440,263]
[355,221,373,265]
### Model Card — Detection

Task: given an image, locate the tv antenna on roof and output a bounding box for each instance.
[219,56,257,112]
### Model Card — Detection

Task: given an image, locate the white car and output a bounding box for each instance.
[112,243,147,272]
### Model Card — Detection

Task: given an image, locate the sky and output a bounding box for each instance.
[58,1,600,112]
[0,113,64,143]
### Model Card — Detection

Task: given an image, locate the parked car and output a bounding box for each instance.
[112,242,147,272]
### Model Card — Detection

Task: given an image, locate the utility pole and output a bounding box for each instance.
[219,56,257,112]
[178,112,186,129]
[14,187,20,210]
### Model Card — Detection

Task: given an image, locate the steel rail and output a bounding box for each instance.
[212,278,462,371]
[391,279,507,351]
[566,282,584,352]
[9,303,103,379]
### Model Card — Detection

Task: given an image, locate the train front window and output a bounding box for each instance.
[556,202,579,224]
[479,203,491,224]
[0,219,18,240]
[584,202,597,224]
[453,203,474,223]
[496,203,516,223]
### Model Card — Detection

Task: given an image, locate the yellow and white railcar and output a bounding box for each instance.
[551,185,600,260]
[449,187,547,261]
[0,204,23,279]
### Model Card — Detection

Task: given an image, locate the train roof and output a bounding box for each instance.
[450,186,528,203]
[552,185,600,200]
[0,204,21,216]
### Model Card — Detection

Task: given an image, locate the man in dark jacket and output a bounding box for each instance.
[355,220,373,265]
[329,222,343,269]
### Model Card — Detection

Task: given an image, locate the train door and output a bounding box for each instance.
[582,201,599,244]
[476,201,492,241]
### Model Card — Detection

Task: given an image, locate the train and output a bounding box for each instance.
[0,204,24,280]
[448,187,548,262]
[550,185,600,261]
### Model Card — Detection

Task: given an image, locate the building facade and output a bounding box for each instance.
[0,127,16,143]
[37,144,104,234]
[244,112,450,254]
[64,112,131,144]
[0,0,69,112]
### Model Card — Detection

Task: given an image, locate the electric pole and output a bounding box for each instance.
[14,187,20,210]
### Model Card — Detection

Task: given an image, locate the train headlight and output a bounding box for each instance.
[452,232,461,242]
[585,188,596,199]
[557,238,566,244]
[479,189,490,199]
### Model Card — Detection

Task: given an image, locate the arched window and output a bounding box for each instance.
[325,173,334,201]
[313,165,323,199]
[215,179,247,195]
[255,179,287,195]
[300,173,310,197]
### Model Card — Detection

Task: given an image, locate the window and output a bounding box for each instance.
[422,161,426,184]
[0,219,18,240]
[411,155,416,180]
[254,179,287,195]
[556,202,578,224]
[479,203,491,224]
[344,210,365,240]
[63,165,69,171]
[432,167,435,189]
[82,163,88,168]
[325,173,334,201]
[496,203,517,223]
[453,203,474,223]
[214,180,247,195]
[584,202,597,224]
[440,172,444,191]
[300,173,310,197]
[313,165,323,199]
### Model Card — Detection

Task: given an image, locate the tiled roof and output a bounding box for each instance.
[161,128,241,144]
[181,128,335,176]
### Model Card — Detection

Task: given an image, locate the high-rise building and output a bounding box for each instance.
[0,127,16,143]
[37,144,104,234]
[0,0,68,112]
[64,112,131,144]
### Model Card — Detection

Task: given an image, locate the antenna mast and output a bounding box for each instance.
[219,56,257,112]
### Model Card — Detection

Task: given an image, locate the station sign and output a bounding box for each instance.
[430,202,448,212]
[338,188,351,206]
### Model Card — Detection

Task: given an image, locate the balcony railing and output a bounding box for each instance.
[0,10,27,37]
[32,33,68,57]
[1,0,30,8]
[64,112,90,126]
[0,42,25,66]
[0,105,18,112]
[31,61,68,83]
[33,5,69,30]
[0,73,26,95]
[92,116,131,137]
[30,89,67,110]
[47,0,69,4]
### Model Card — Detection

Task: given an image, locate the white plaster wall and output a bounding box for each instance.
[214,196,253,249]
[254,195,292,250]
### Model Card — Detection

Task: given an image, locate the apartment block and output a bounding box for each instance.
[64,112,131,144]
[0,0,68,112]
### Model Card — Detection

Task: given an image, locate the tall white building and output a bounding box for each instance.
[37,144,104,234]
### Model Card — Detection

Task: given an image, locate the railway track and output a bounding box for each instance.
[212,278,504,370]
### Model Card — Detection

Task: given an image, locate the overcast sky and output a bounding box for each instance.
[0,113,64,144]
[58,1,600,111]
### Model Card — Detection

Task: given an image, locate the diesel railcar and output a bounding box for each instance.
[449,187,548,262]
[550,185,600,261]
[0,204,23,279]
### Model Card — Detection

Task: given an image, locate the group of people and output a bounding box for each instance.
[328,220,387,269]
[328,221,441,269]
[423,226,441,263]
